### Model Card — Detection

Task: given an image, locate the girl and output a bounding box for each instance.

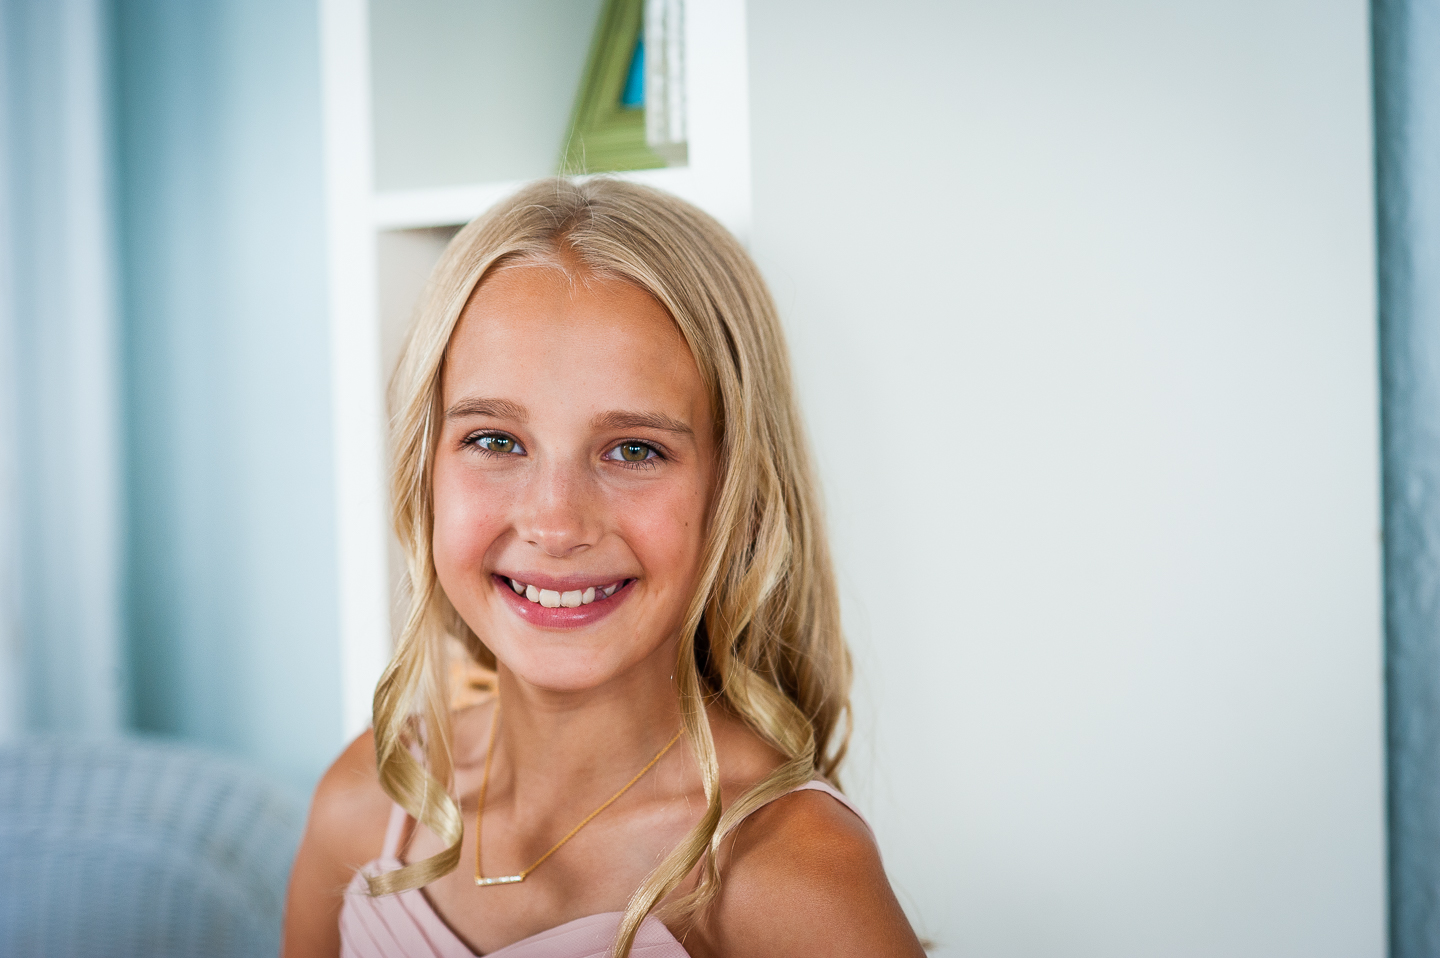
[282,179,924,957]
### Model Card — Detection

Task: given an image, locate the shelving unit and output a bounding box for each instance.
[320,0,751,736]
[373,164,742,235]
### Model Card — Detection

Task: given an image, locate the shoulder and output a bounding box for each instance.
[688,785,925,958]
[306,729,394,867]
[282,730,392,958]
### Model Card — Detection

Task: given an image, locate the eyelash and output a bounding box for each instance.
[460,431,667,469]
[604,441,665,470]
[462,431,524,458]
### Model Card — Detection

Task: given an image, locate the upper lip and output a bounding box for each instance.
[494,571,633,592]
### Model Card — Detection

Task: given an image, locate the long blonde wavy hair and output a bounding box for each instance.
[367,178,851,956]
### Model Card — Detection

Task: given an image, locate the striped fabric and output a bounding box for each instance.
[340,780,869,958]
[0,737,304,958]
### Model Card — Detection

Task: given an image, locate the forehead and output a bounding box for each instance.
[442,264,708,421]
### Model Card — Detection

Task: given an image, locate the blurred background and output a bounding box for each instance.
[3,0,1437,956]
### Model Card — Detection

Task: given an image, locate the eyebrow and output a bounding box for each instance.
[444,397,528,421]
[591,410,694,437]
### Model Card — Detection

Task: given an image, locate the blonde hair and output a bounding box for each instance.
[368,178,851,955]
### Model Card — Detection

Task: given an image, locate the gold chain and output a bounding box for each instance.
[473,699,684,886]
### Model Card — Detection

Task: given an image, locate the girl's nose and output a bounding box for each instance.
[514,457,600,558]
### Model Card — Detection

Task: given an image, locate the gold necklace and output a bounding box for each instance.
[473,700,684,886]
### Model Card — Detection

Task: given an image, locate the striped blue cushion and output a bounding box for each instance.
[0,737,304,958]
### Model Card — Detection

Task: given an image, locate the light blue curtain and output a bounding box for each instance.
[0,0,345,796]
[113,0,343,794]
[1375,1,1440,955]
[0,0,126,739]
[0,0,18,737]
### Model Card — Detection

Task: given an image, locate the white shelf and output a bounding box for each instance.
[374,179,528,231]
[374,165,744,239]
[374,168,700,232]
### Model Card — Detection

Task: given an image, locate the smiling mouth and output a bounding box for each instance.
[504,577,628,609]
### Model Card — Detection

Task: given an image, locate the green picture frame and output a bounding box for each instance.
[559,0,667,174]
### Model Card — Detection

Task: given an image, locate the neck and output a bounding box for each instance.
[487,638,687,795]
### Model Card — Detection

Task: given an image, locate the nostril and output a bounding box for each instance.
[534,541,590,559]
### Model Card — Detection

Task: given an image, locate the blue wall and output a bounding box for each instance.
[113,0,343,794]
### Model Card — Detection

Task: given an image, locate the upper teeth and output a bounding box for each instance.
[509,578,621,607]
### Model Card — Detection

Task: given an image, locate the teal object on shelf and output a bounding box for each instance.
[620,37,645,108]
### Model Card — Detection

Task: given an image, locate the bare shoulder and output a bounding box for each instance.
[305,728,393,867]
[281,730,392,958]
[687,785,925,958]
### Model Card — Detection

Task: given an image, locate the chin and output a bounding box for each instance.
[499,654,632,694]
[482,624,675,695]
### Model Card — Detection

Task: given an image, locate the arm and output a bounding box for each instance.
[281,730,392,958]
[689,789,927,958]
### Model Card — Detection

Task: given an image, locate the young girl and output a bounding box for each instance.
[282,179,924,957]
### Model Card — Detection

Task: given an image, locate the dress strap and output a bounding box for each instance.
[786,780,875,839]
[381,802,410,861]
[736,778,877,843]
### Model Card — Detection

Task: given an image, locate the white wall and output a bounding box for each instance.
[746,2,1384,956]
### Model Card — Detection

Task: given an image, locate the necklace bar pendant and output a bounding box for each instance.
[475,874,525,886]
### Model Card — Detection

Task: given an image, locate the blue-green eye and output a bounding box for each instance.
[472,434,523,455]
[606,441,658,463]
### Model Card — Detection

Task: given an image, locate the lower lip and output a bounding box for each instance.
[494,575,634,629]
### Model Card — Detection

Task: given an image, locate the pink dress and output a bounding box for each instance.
[339,780,870,957]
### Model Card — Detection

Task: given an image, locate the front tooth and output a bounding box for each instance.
[560,590,582,607]
[539,589,561,608]
[525,584,540,603]
[602,583,618,597]
[581,587,595,605]
[510,578,525,594]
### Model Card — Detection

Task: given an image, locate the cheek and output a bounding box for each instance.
[621,477,710,581]
[430,462,503,584]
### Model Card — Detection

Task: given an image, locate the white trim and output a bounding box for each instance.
[320,0,390,739]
